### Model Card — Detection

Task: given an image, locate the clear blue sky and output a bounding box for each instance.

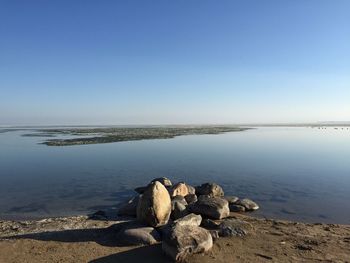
[1,0,349,125]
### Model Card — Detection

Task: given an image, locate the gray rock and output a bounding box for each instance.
[136,181,172,227]
[237,198,259,211]
[117,196,140,217]
[151,177,172,187]
[156,223,173,238]
[220,218,249,229]
[171,196,189,220]
[219,226,246,237]
[185,194,197,204]
[224,196,239,204]
[171,201,188,220]
[189,196,230,219]
[171,195,188,207]
[219,218,249,237]
[162,224,213,261]
[197,194,211,200]
[229,204,246,212]
[195,183,224,197]
[186,184,196,195]
[200,218,221,229]
[116,222,161,245]
[174,213,202,227]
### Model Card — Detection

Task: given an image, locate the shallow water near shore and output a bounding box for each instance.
[0,127,349,224]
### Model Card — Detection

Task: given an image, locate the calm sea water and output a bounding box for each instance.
[0,127,349,224]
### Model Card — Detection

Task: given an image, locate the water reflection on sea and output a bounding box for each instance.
[0,127,349,224]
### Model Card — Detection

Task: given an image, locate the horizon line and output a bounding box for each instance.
[1,121,350,128]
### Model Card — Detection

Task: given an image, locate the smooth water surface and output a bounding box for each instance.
[0,127,350,223]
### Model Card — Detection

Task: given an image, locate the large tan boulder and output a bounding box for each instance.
[137,181,171,227]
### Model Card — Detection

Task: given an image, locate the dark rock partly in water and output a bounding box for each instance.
[89,210,107,220]
[195,183,224,197]
[169,182,189,197]
[162,224,213,261]
[136,181,171,227]
[151,177,172,187]
[224,196,239,204]
[134,186,147,194]
[117,196,140,217]
[237,198,259,211]
[189,196,229,220]
[229,204,246,212]
[174,213,202,227]
[115,221,161,246]
[185,194,197,204]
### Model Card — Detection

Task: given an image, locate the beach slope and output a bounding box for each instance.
[1,214,349,262]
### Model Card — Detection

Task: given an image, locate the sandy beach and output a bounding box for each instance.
[1,213,349,263]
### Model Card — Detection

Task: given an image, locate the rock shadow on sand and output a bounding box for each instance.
[89,244,171,263]
[3,222,139,247]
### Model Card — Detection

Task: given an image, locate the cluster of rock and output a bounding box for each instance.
[116,178,259,261]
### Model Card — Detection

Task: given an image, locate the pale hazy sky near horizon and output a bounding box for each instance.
[1,1,349,125]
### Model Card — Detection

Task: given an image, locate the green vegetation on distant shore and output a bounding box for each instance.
[40,126,249,146]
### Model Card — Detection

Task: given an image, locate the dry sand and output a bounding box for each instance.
[0,214,349,263]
